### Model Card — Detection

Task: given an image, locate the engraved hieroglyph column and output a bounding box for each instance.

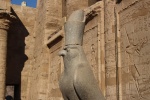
[0,12,12,100]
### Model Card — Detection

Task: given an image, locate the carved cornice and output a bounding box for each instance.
[0,11,16,30]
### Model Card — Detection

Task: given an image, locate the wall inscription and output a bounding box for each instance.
[118,0,150,99]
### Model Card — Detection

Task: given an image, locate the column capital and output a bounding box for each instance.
[0,11,16,30]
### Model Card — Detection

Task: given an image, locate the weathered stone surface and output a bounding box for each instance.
[66,0,88,17]
[104,1,118,100]
[1,0,150,100]
[116,0,150,99]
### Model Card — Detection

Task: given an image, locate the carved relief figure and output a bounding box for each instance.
[59,10,105,100]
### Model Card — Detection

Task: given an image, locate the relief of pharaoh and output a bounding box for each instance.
[59,10,105,100]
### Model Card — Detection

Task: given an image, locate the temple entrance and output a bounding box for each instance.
[5,85,14,100]
[5,85,20,100]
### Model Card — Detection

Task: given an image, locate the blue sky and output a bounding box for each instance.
[11,0,37,8]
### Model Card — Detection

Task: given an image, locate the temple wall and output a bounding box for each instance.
[24,0,63,100]
[0,0,11,11]
[26,0,48,100]
[47,37,63,100]
[83,16,99,81]
[9,0,150,100]
[66,0,88,17]
[116,0,150,99]
[104,0,150,100]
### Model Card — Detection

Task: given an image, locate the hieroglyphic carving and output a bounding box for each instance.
[118,0,150,99]
[83,20,99,80]
[83,2,105,91]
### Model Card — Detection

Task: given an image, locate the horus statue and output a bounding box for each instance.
[59,10,105,100]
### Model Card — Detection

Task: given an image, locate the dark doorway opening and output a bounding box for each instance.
[6,7,29,100]
[5,85,21,100]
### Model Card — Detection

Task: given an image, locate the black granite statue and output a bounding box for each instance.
[59,10,105,100]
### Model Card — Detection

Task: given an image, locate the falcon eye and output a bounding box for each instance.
[66,48,70,52]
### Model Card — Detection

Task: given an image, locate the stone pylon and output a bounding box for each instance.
[0,11,15,100]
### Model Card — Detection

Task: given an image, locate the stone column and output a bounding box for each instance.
[0,12,12,100]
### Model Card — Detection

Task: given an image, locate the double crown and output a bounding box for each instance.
[64,10,85,46]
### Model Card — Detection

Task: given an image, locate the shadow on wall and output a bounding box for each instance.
[6,7,29,100]
[88,0,101,6]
